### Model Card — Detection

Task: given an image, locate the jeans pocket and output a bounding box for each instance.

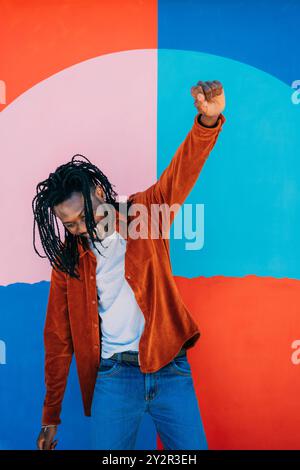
[98,358,122,376]
[171,355,192,376]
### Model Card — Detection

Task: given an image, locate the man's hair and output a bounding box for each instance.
[32,154,124,280]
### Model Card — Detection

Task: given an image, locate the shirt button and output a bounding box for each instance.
[126,275,131,280]
[93,322,98,328]
[94,345,99,350]
[92,300,96,305]
[90,275,94,280]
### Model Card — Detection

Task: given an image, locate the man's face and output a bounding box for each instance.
[53,186,105,239]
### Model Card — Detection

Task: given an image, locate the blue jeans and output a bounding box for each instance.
[90,350,208,450]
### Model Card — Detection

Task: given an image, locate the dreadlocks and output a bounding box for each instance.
[32,154,129,280]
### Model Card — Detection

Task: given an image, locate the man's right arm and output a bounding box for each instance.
[41,266,73,426]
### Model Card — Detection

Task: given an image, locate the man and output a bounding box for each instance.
[34,80,225,450]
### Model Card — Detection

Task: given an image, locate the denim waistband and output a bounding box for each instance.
[102,347,187,366]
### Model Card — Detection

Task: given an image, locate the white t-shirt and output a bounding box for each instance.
[88,230,145,359]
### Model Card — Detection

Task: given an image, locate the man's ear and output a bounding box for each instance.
[94,185,105,201]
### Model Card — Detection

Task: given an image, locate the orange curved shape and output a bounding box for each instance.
[157,274,300,449]
[0,0,157,109]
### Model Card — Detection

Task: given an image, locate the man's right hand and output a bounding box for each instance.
[36,425,58,450]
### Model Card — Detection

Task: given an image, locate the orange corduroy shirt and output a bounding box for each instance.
[41,112,225,425]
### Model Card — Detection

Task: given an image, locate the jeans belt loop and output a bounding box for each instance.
[116,352,122,364]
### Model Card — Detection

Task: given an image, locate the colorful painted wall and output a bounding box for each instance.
[0,0,300,450]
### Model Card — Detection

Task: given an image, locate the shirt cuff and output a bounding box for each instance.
[193,112,226,139]
[197,113,225,128]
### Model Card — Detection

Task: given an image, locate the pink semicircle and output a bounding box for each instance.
[0,49,157,285]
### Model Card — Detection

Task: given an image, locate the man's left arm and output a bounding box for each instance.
[145,80,226,213]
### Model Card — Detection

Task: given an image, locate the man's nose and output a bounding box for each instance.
[77,220,87,235]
